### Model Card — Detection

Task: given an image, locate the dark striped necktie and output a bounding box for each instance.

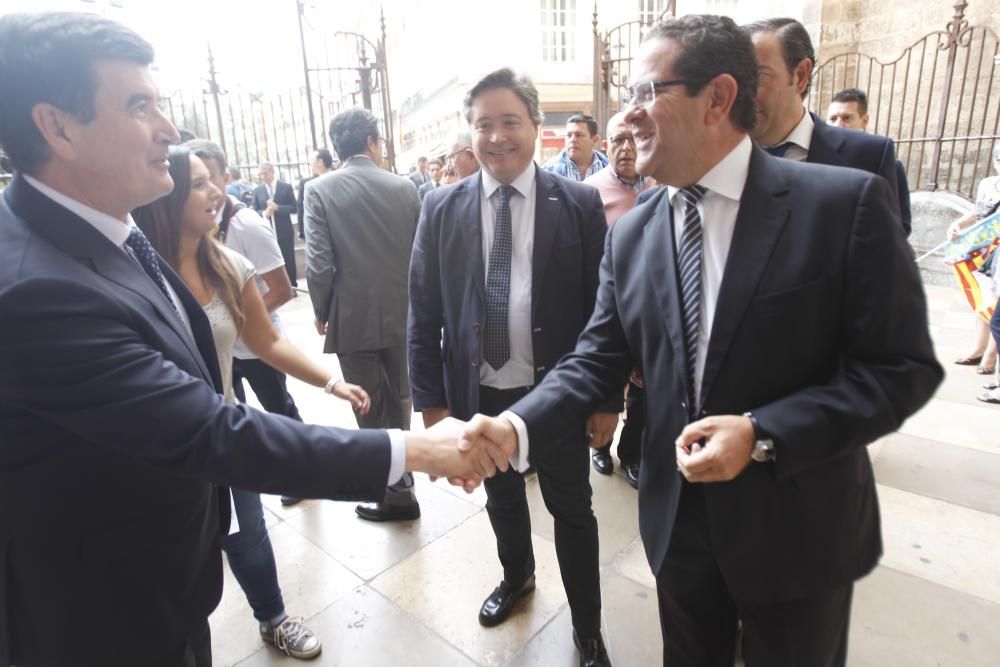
[676,185,708,414]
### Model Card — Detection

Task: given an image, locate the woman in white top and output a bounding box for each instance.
[134,145,368,660]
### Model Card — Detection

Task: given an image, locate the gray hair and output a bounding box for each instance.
[454,129,473,150]
[183,138,227,171]
[463,68,544,126]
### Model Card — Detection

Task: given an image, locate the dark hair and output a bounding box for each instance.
[428,158,443,167]
[329,108,380,161]
[417,156,428,164]
[184,138,228,172]
[314,148,334,169]
[463,68,544,126]
[0,12,155,173]
[133,145,246,332]
[742,17,816,98]
[568,114,599,137]
[228,166,242,180]
[645,15,758,132]
[832,87,868,115]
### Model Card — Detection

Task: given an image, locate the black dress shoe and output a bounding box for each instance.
[355,502,420,522]
[625,464,640,490]
[591,448,614,475]
[478,575,535,627]
[280,496,302,506]
[573,630,612,667]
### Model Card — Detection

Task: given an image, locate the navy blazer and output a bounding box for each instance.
[508,147,942,603]
[0,176,391,665]
[408,167,619,424]
[807,113,910,235]
[253,179,296,227]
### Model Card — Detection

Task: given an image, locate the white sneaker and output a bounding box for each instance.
[260,615,322,660]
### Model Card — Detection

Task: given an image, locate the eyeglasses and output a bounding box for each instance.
[608,133,636,148]
[623,78,692,108]
[446,147,471,163]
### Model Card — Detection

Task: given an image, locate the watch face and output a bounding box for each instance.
[752,440,775,462]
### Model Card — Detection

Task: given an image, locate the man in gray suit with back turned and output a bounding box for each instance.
[305,108,423,521]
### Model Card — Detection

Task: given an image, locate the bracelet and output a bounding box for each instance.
[323,377,342,394]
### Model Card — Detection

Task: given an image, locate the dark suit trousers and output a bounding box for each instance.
[339,345,417,506]
[232,358,303,422]
[149,618,212,667]
[656,482,852,667]
[479,385,602,639]
[596,382,643,466]
[273,217,297,286]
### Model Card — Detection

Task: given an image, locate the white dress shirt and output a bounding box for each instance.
[767,107,813,162]
[503,136,752,470]
[23,174,193,335]
[479,162,537,389]
[666,135,751,406]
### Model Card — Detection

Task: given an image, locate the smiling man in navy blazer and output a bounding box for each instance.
[462,16,942,666]
[408,68,617,666]
[0,13,502,667]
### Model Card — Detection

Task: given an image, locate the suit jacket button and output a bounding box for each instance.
[536,366,545,372]
[472,361,479,368]
[473,323,481,333]
[533,327,542,333]
[681,401,687,410]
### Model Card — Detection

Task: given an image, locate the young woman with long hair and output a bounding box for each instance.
[133,145,369,660]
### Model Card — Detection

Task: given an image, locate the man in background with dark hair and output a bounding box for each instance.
[254,160,299,285]
[418,157,444,200]
[464,14,941,665]
[305,107,424,522]
[0,12,497,667]
[542,113,608,180]
[828,87,912,235]
[409,155,430,188]
[743,18,909,235]
[297,147,335,239]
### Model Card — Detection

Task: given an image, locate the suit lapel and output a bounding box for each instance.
[531,169,561,321]
[699,148,791,406]
[5,176,217,385]
[160,262,222,390]
[456,176,485,304]
[642,189,690,392]
[806,113,847,167]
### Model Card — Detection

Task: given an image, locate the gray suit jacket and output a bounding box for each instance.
[304,156,421,354]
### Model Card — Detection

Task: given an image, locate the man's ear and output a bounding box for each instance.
[793,58,813,97]
[31,103,79,162]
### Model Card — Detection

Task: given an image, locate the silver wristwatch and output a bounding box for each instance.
[743,412,776,463]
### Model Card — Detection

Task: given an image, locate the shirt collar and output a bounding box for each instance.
[609,164,646,191]
[774,107,813,153]
[23,173,136,246]
[481,161,536,200]
[667,134,752,204]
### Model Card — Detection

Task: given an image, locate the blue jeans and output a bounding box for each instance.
[222,489,285,622]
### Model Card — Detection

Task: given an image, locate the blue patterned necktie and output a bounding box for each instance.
[125,226,180,317]
[484,184,515,370]
[676,185,708,414]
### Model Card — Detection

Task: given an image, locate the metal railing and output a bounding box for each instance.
[806,2,997,200]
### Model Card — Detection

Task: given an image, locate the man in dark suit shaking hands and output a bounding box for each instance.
[408,68,616,666]
[254,161,299,286]
[462,15,943,666]
[0,12,506,667]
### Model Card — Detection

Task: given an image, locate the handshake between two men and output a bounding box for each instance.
[400,415,526,492]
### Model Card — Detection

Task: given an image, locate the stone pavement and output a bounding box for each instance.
[210,283,1000,666]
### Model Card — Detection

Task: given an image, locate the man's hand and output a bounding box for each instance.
[314,320,327,336]
[461,414,519,463]
[421,406,451,429]
[404,417,509,493]
[675,415,755,483]
[629,368,644,389]
[265,200,278,217]
[585,412,619,449]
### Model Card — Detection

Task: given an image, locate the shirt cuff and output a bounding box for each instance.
[386,429,406,486]
[499,410,531,472]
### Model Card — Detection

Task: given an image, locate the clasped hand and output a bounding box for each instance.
[406,416,518,493]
